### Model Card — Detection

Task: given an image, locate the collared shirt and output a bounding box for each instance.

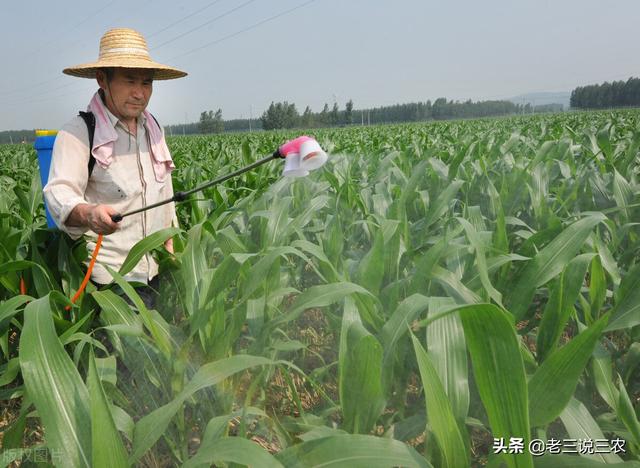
[43,106,178,284]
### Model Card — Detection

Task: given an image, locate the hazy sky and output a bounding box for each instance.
[1,0,638,131]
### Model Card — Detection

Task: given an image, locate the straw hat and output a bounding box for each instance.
[63,28,187,80]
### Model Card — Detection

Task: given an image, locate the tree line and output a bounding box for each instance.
[570,77,640,109]
[258,98,535,130]
[1,95,574,144]
[6,78,640,143]
[159,98,530,136]
[0,130,35,145]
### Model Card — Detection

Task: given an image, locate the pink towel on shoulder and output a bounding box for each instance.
[86,92,175,182]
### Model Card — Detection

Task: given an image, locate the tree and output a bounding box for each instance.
[199,111,210,133]
[570,77,640,109]
[261,102,277,130]
[213,109,224,133]
[199,109,224,134]
[261,101,299,130]
[345,100,354,125]
[431,97,448,120]
[318,103,330,127]
[329,102,340,126]
[284,102,300,128]
[301,105,314,128]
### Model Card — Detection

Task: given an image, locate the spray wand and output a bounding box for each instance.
[66,136,328,308]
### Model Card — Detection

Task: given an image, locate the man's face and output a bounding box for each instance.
[97,68,153,122]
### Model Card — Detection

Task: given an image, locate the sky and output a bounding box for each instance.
[1,0,639,131]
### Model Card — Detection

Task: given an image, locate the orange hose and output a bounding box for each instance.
[65,234,103,311]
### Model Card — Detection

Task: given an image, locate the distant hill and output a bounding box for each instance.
[508,92,571,109]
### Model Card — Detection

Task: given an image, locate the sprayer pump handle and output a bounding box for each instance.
[111,214,123,223]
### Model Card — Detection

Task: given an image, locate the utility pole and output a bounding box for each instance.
[249,105,252,132]
[183,113,187,136]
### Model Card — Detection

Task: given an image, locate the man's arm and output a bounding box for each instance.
[66,203,120,235]
[44,123,93,237]
[44,121,122,237]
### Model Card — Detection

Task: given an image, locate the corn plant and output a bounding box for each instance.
[0,111,639,467]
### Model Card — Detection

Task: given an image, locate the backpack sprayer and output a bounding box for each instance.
[34,134,329,308]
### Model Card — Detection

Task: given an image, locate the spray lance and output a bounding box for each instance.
[66,136,329,308]
[110,136,327,222]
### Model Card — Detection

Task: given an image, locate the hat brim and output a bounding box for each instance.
[63,58,187,80]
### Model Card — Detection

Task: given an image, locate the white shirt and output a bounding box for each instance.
[43,107,178,284]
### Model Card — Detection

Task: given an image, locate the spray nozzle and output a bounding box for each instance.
[278,136,328,177]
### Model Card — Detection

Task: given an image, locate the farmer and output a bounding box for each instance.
[43,28,187,297]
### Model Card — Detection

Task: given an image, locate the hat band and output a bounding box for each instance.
[101,47,150,57]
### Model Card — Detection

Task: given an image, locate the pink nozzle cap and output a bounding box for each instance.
[278,136,313,157]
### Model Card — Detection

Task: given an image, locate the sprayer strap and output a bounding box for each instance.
[78,111,97,176]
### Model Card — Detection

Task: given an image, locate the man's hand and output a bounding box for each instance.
[66,203,121,235]
[88,205,121,234]
[164,237,174,254]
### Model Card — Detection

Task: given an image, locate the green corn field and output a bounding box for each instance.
[0,110,639,467]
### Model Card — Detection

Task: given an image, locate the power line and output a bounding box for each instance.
[168,0,319,62]
[0,76,66,99]
[147,0,227,39]
[1,80,80,106]
[2,0,320,111]
[31,0,120,56]
[3,83,97,109]
[151,0,258,51]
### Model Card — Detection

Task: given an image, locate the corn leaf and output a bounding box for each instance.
[130,354,273,463]
[426,297,469,428]
[528,313,610,427]
[19,295,92,468]
[606,262,640,331]
[340,321,385,434]
[183,437,283,468]
[356,229,385,295]
[425,180,464,229]
[270,281,373,329]
[457,303,532,468]
[559,397,623,464]
[411,333,468,468]
[457,217,502,305]
[592,343,619,411]
[508,213,605,319]
[118,226,180,276]
[87,349,128,467]
[536,253,594,363]
[0,295,31,336]
[275,434,432,468]
[107,267,173,357]
[379,294,430,367]
[617,376,640,447]
[589,255,607,318]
